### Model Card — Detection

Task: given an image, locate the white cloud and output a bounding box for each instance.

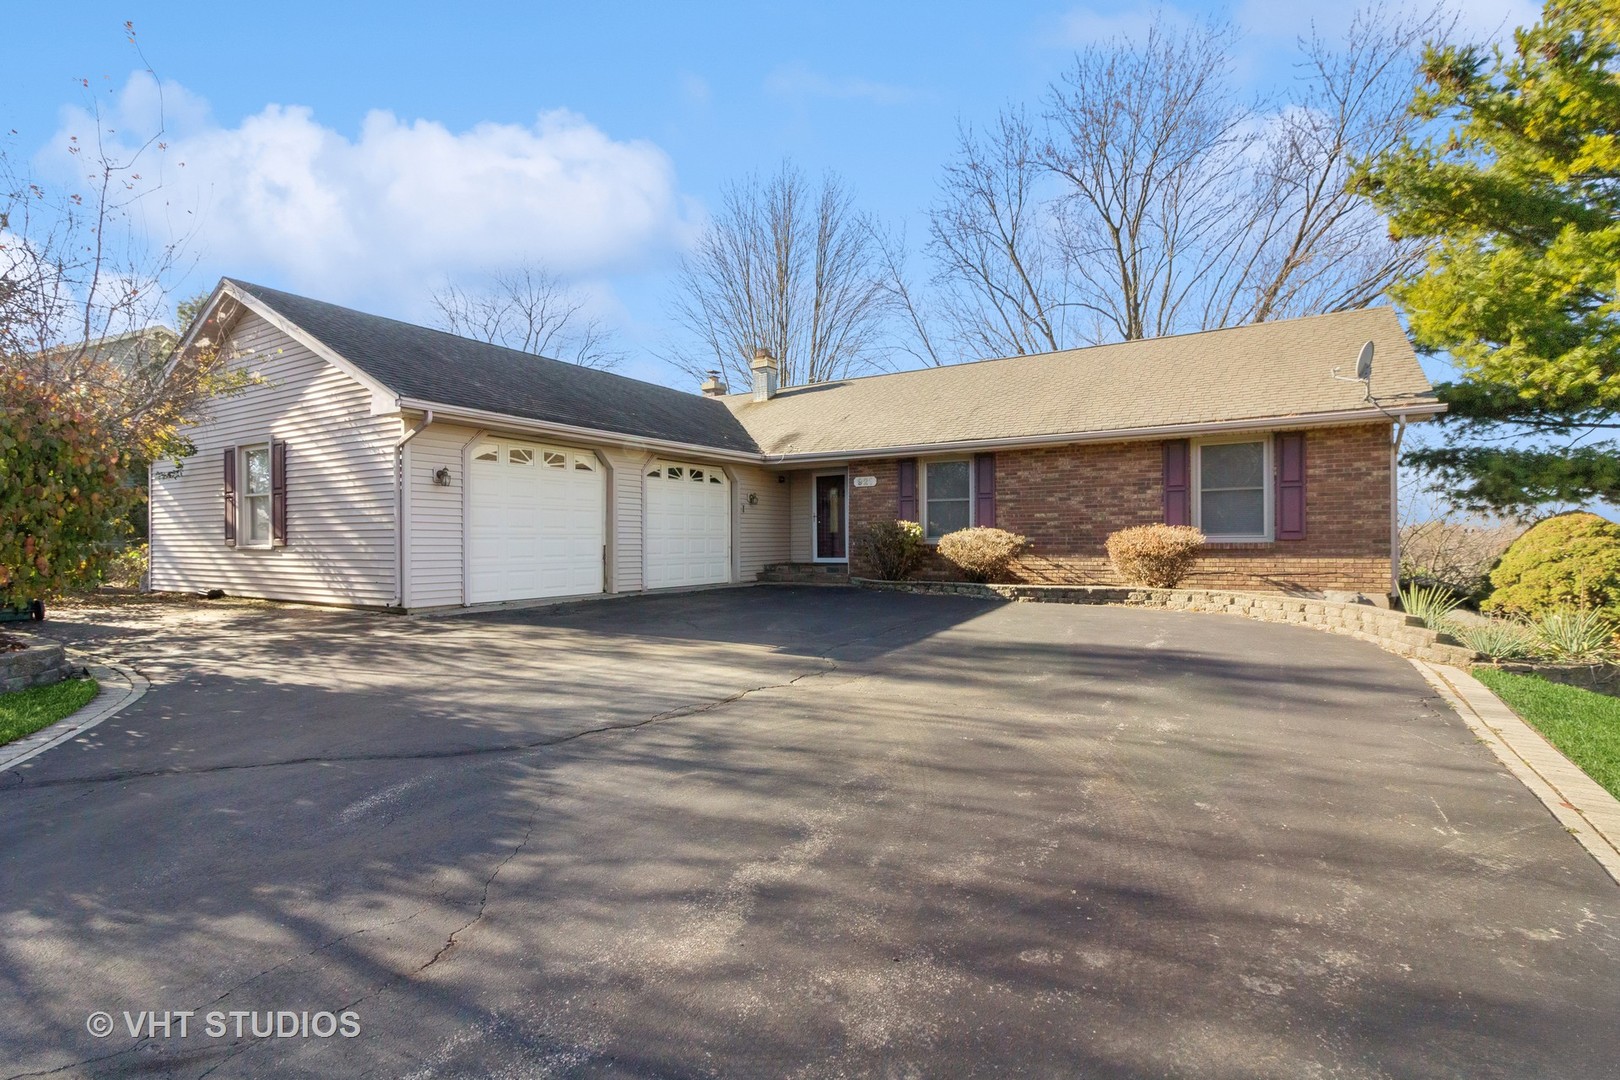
[763,63,923,106]
[43,74,697,307]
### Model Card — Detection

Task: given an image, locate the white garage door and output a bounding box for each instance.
[467,439,604,604]
[645,460,731,589]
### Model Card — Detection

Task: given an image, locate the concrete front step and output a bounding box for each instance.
[758,562,852,585]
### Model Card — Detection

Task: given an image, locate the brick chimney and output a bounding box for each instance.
[750,346,779,402]
[700,370,727,397]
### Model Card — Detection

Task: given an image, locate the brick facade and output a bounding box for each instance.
[844,423,1393,596]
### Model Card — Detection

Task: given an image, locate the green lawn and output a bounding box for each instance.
[1474,669,1620,800]
[0,677,98,748]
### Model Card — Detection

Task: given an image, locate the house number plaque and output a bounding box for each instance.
[852,476,877,488]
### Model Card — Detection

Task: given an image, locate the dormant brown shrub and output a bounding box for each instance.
[937,527,1027,583]
[854,520,926,580]
[1106,525,1206,587]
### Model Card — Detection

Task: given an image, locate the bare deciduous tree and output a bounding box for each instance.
[1044,17,1257,343]
[917,5,1448,357]
[430,264,621,370]
[927,109,1073,358]
[671,162,890,390]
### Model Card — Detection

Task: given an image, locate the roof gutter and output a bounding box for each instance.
[395,398,764,464]
[762,403,1447,465]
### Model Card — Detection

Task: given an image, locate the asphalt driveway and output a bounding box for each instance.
[2,587,1618,1078]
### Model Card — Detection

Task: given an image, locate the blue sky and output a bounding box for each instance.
[8,0,1536,390]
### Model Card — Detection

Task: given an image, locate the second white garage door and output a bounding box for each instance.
[467,439,604,604]
[644,460,731,589]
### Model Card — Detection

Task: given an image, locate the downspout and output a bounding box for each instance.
[1390,414,1407,599]
[395,408,433,609]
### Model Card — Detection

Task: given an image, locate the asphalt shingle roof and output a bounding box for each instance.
[226,281,1437,461]
[720,307,1438,456]
[226,279,760,453]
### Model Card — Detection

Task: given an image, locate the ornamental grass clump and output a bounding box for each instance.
[854,520,926,581]
[1528,607,1619,664]
[936,527,1027,583]
[1105,525,1206,588]
[1397,580,1466,630]
[1443,618,1539,661]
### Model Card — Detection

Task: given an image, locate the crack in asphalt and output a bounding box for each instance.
[0,662,840,794]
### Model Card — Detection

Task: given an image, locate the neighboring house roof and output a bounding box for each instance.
[720,307,1440,457]
[27,326,177,373]
[198,280,1438,463]
[221,279,761,454]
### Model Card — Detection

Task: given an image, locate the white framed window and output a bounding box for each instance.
[1193,437,1271,541]
[240,443,273,547]
[922,459,972,541]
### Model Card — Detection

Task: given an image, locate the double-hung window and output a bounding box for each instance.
[241,443,273,547]
[923,460,971,540]
[1194,438,1270,541]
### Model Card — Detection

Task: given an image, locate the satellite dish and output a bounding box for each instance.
[1355,341,1374,383]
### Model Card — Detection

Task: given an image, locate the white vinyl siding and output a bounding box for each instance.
[598,446,650,593]
[403,421,479,608]
[733,464,790,579]
[149,311,401,606]
[788,472,815,563]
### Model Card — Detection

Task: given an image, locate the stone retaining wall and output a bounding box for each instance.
[0,633,74,693]
[854,578,1480,666]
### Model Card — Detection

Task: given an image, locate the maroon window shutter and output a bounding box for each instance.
[1163,440,1191,526]
[222,447,238,547]
[973,453,996,527]
[1276,432,1306,540]
[897,458,919,521]
[271,440,289,547]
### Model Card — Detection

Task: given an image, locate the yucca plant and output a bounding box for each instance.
[1444,618,1539,661]
[1397,580,1466,630]
[1528,607,1619,664]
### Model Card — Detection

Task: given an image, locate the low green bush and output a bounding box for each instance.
[1483,512,1620,619]
[937,527,1027,583]
[854,520,926,581]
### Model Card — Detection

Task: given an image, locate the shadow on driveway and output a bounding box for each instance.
[1,586,1616,1078]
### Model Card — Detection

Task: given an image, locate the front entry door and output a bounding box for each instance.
[814,474,846,561]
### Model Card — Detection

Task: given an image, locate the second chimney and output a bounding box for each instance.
[750,346,779,402]
[700,370,727,397]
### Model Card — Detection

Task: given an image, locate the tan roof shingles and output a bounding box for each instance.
[723,307,1438,457]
